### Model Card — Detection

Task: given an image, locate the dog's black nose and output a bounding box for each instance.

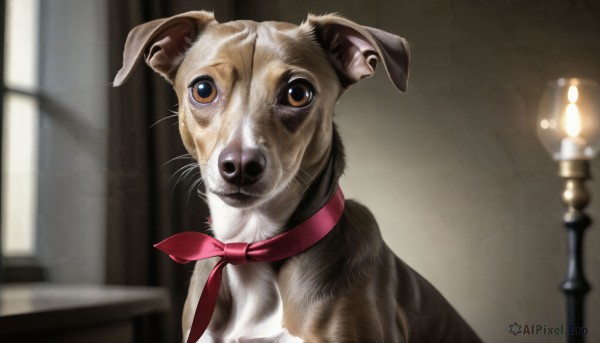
[218,147,266,187]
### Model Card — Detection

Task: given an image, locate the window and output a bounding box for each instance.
[1,0,40,260]
[1,0,109,283]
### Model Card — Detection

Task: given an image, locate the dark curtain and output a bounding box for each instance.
[105,1,278,342]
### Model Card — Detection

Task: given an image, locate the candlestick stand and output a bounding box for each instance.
[559,159,591,343]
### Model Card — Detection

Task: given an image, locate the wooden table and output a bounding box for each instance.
[0,283,170,343]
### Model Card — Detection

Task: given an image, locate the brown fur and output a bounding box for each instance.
[115,11,481,342]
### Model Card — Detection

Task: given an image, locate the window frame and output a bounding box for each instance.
[0,0,6,280]
[0,0,46,283]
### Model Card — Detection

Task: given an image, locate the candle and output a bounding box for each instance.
[558,85,587,160]
[560,136,586,160]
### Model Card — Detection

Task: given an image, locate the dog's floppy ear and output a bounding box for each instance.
[307,14,409,92]
[113,11,216,87]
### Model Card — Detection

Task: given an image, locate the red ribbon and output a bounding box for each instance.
[154,186,345,343]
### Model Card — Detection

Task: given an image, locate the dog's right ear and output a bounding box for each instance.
[113,11,216,87]
[306,14,409,92]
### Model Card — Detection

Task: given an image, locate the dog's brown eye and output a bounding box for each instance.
[191,79,217,104]
[283,81,313,107]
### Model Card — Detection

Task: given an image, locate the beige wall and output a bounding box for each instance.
[265,1,600,342]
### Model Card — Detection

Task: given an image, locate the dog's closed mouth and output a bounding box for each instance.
[211,189,260,205]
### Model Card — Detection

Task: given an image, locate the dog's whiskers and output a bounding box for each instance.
[187,176,207,206]
[171,163,201,198]
[170,162,198,183]
[149,113,178,129]
[294,169,311,189]
[161,153,206,201]
[279,169,302,196]
[296,167,313,180]
[160,153,195,168]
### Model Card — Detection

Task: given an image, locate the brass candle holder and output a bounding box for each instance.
[559,159,590,343]
[538,78,600,343]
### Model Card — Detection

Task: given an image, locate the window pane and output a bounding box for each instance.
[5,0,39,90]
[2,0,40,257]
[1,94,39,256]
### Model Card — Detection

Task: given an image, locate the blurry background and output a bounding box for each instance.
[1,0,599,342]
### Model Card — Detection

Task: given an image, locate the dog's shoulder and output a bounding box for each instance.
[279,198,389,293]
[338,198,387,250]
[278,199,404,341]
[340,199,380,231]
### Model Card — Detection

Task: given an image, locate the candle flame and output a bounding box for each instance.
[565,103,581,137]
[568,85,579,103]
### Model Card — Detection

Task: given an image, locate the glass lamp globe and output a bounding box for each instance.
[537,78,600,160]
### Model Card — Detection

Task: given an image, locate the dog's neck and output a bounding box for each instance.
[283,126,346,230]
[207,127,346,244]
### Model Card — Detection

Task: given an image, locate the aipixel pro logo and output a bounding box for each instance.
[508,322,522,335]
[509,322,588,336]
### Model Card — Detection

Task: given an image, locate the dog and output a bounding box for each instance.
[114,10,481,343]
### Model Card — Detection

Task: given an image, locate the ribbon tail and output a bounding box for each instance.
[187,258,228,343]
[170,254,192,264]
[154,231,225,263]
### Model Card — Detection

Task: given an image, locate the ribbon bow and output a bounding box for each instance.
[154,186,345,343]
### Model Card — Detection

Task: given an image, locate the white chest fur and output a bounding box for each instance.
[221,263,284,341]
[196,193,303,343]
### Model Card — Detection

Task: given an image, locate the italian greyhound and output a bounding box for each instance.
[114,10,481,343]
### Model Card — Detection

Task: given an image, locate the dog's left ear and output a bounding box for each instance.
[307,14,409,92]
[113,11,216,86]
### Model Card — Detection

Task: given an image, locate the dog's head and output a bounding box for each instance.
[114,11,408,209]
